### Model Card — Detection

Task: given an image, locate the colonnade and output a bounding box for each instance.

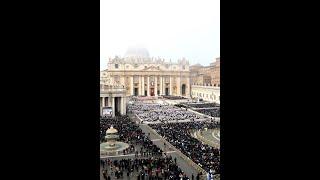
[100,96,126,117]
[127,75,188,96]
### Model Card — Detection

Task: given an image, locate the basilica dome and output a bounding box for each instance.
[124,46,150,58]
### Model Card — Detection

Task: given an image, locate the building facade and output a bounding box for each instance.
[190,57,220,87]
[190,64,212,86]
[191,85,220,103]
[101,47,191,97]
[100,84,127,116]
[211,57,220,87]
[190,57,220,103]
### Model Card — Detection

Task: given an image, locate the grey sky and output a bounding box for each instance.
[100,0,220,70]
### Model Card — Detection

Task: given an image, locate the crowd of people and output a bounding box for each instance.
[128,103,203,123]
[181,103,218,109]
[178,102,220,118]
[101,99,221,179]
[101,155,203,180]
[149,121,220,175]
[100,116,162,155]
[100,115,206,179]
[194,108,220,118]
[162,95,187,100]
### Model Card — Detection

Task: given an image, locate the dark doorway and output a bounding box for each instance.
[157,90,160,95]
[145,90,147,96]
[134,88,138,96]
[182,84,186,96]
[150,88,155,96]
[114,97,120,116]
[165,88,169,96]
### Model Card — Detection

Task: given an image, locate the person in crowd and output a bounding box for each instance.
[101,100,220,179]
[100,115,194,179]
[128,103,204,123]
[150,121,220,176]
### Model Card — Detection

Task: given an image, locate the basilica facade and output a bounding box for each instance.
[100,47,191,97]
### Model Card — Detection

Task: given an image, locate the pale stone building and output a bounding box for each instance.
[191,85,220,103]
[190,57,220,87]
[190,64,213,86]
[211,57,220,87]
[101,47,191,97]
[100,83,127,117]
[100,70,127,116]
[190,57,220,103]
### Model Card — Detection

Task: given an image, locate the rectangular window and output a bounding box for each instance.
[115,64,119,68]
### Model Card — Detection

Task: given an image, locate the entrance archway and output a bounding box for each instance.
[182,84,186,96]
[165,88,169,96]
[134,88,138,96]
[114,97,121,116]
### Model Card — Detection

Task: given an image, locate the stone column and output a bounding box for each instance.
[147,76,150,96]
[108,97,112,107]
[160,76,163,95]
[177,76,181,96]
[186,77,190,97]
[141,76,145,96]
[102,97,105,107]
[112,97,115,117]
[155,76,158,97]
[120,97,123,115]
[123,96,126,115]
[138,76,142,95]
[163,76,166,95]
[130,76,134,96]
[169,76,172,95]
[100,97,104,116]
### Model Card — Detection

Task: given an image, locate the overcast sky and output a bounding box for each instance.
[100,0,220,70]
